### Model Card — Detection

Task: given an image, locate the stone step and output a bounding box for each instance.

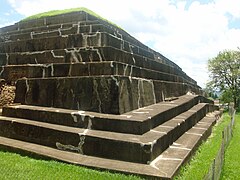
[3,95,212,134]
[0,20,100,37]
[153,113,220,178]
[0,110,220,179]
[14,75,156,114]
[0,47,197,85]
[5,24,107,42]
[0,103,216,164]
[0,13,149,55]
[0,14,185,77]
[14,76,202,114]
[0,62,193,85]
[0,32,117,52]
[0,32,156,62]
[0,24,148,53]
[135,103,216,163]
[0,32,156,64]
[0,24,126,46]
[0,135,164,179]
[0,10,183,73]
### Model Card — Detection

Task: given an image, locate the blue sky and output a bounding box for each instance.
[0,0,240,88]
[0,0,24,26]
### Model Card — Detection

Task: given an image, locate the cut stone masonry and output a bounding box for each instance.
[0,10,220,179]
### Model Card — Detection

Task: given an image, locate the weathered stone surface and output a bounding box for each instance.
[0,100,217,164]
[0,62,196,86]
[0,65,44,82]
[0,32,117,53]
[0,46,197,85]
[0,11,91,33]
[0,20,100,39]
[4,95,215,134]
[1,24,123,44]
[15,76,157,114]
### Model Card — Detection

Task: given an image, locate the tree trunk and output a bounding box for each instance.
[233,95,238,109]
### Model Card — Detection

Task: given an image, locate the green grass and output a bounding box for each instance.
[220,113,240,179]
[21,7,121,29]
[0,150,141,180]
[23,7,100,21]
[175,112,232,180]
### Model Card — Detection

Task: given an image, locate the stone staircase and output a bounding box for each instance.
[0,10,220,179]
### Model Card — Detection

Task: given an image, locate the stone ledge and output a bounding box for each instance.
[14,76,203,114]
[0,20,100,37]
[14,76,157,114]
[0,103,215,164]
[0,110,219,179]
[3,95,215,134]
[0,46,197,85]
[0,62,194,85]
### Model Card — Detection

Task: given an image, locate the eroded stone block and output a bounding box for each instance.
[15,76,156,114]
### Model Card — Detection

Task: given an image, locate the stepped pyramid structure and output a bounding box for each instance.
[0,10,221,179]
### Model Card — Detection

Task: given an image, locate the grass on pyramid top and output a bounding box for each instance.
[21,7,121,29]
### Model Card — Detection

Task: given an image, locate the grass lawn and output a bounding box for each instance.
[175,112,232,180]
[0,150,141,180]
[220,113,240,179]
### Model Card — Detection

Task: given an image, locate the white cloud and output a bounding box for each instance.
[0,21,16,28]
[5,0,240,87]
[215,0,240,18]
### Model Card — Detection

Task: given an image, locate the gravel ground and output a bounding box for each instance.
[0,84,16,107]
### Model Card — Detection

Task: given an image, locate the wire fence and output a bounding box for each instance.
[204,107,236,180]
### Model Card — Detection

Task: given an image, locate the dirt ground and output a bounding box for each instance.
[0,82,16,107]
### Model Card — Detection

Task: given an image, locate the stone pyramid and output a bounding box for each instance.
[0,10,220,179]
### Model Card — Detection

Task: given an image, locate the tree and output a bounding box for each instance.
[203,85,219,100]
[208,49,240,109]
[219,88,233,104]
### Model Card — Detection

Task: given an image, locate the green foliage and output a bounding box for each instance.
[208,49,240,108]
[204,84,219,100]
[21,7,121,29]
[219,88,234,104]
[221,113,240,179]
[0,150,141,180]
[175,113,232,180]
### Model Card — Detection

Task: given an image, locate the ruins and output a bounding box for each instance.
[0,10,220,179]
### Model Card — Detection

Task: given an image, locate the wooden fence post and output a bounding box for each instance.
[212,158,216,180]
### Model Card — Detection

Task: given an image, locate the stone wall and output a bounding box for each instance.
[0,10,202,114]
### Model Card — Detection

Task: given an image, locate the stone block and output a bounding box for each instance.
[15,76,156,114]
